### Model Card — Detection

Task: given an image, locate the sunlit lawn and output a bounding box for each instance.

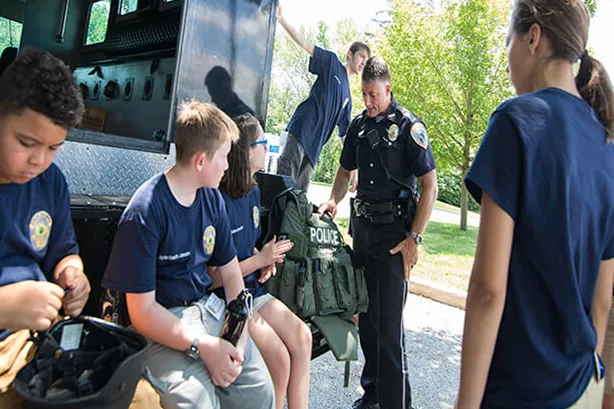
[336,219,476,293]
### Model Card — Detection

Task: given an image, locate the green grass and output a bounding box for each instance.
[336,218,476,292]
[435,200,480,216]
[414,221,477,292]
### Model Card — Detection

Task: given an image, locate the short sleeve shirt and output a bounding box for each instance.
[215,186,266,299]
[287,46,352,165]
[340,97,436,201]
[102,173,237,309]
[465,88,614,408]
[0,164,78,340]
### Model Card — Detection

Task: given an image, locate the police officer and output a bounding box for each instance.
[319,56,438,409]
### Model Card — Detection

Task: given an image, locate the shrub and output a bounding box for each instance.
[437,172,480,213]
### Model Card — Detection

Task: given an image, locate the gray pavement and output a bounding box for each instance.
[306,294,464,409]
[306,184,479,228]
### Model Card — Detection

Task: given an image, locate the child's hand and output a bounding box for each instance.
[0,281,64,331]
[200,336,244,387]
[259,236,293,266]
[258,264,277,283]
[56,266,91,317]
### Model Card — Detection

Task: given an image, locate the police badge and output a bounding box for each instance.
[410,122,429,149]
[29,210,53,251]
[253,206,259,229]
[388,124,399,142]
[203,225,216,255]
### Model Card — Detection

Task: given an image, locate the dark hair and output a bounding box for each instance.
[0,47,17,78]
[362,56,390,84]
[349,41,371,58]
[0,47,84,130]
[512,0,614,141]
[220,114,263,198]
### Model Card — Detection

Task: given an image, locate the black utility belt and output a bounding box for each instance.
[166,297,202,309]
[353,198,407,224]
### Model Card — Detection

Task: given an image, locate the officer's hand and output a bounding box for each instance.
[349,170,358,193]
[0,281,64,331]
[390,237,419,281]
[200,337,244,387]
[260,236,293,266]
[318,200,337,219]
[56,265,91,317]
[258,263,277,283]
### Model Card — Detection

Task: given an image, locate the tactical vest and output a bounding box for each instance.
[263,188,368,320]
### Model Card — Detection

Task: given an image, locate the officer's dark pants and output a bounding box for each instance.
[352,213,412,409]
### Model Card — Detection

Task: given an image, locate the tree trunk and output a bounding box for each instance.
[460,129,471,231]
[460,174,469,231]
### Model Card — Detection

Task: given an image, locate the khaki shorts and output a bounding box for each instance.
[566,354,604,409]
[603,302,614,395]
[253,293,274,312]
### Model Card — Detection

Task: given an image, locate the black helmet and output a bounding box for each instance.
[15,316,148,409]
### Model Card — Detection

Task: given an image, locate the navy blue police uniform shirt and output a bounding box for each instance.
[214,186,266,300]
[0,164,79,340]
[102,173,237,309]
[465,88,614,409]
[287,46,352,166]
[340,95,436,201]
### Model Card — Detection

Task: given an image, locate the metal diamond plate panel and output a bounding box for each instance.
[54,141,176,196]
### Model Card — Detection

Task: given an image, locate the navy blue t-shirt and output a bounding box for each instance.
[0,164,79,340]
[215,186,266,299]
[465,88,614,409]
[102,173,237,309]
[287,46,352,165]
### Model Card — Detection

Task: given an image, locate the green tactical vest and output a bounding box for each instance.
[263,188,368,321]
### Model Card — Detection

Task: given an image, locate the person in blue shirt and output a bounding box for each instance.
[102,102,274,409]
[456,1,614,408]
[603,287,614,409]
[209,114,312,409]
[0,47,91,407]
[275,1,370,191]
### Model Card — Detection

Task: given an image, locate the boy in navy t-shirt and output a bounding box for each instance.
[102,102,274,409]
[456,1,614,408]
[275,1,370,191]
[0,48,90,406]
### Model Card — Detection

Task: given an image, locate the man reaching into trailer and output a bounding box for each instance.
[275,1,371,191]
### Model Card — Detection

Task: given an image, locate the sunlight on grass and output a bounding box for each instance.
[336,219,476,292]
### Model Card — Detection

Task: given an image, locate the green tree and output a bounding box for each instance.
[85,0,111,45]
[380,0,513,230]
[0,17,23,51]
[316,20,330,50]
[266,24,316,135]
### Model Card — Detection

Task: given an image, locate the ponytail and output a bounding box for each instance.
[576,53,614,142]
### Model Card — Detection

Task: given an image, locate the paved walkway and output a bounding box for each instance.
[306,294,464,409]
[306,184,480,228]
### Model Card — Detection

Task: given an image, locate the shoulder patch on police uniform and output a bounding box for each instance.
[410,122,429,149]
[253,206,259,229]
[388,124,399,142]
[203,226,216,255]
[29,210,53,251]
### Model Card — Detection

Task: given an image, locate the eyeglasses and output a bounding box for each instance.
[251,139,267,147]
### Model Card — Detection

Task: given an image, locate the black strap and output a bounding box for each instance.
[353,115,418,198]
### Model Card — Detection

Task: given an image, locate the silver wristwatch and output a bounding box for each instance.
[410,232,423,245]
[185,337,200,360]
